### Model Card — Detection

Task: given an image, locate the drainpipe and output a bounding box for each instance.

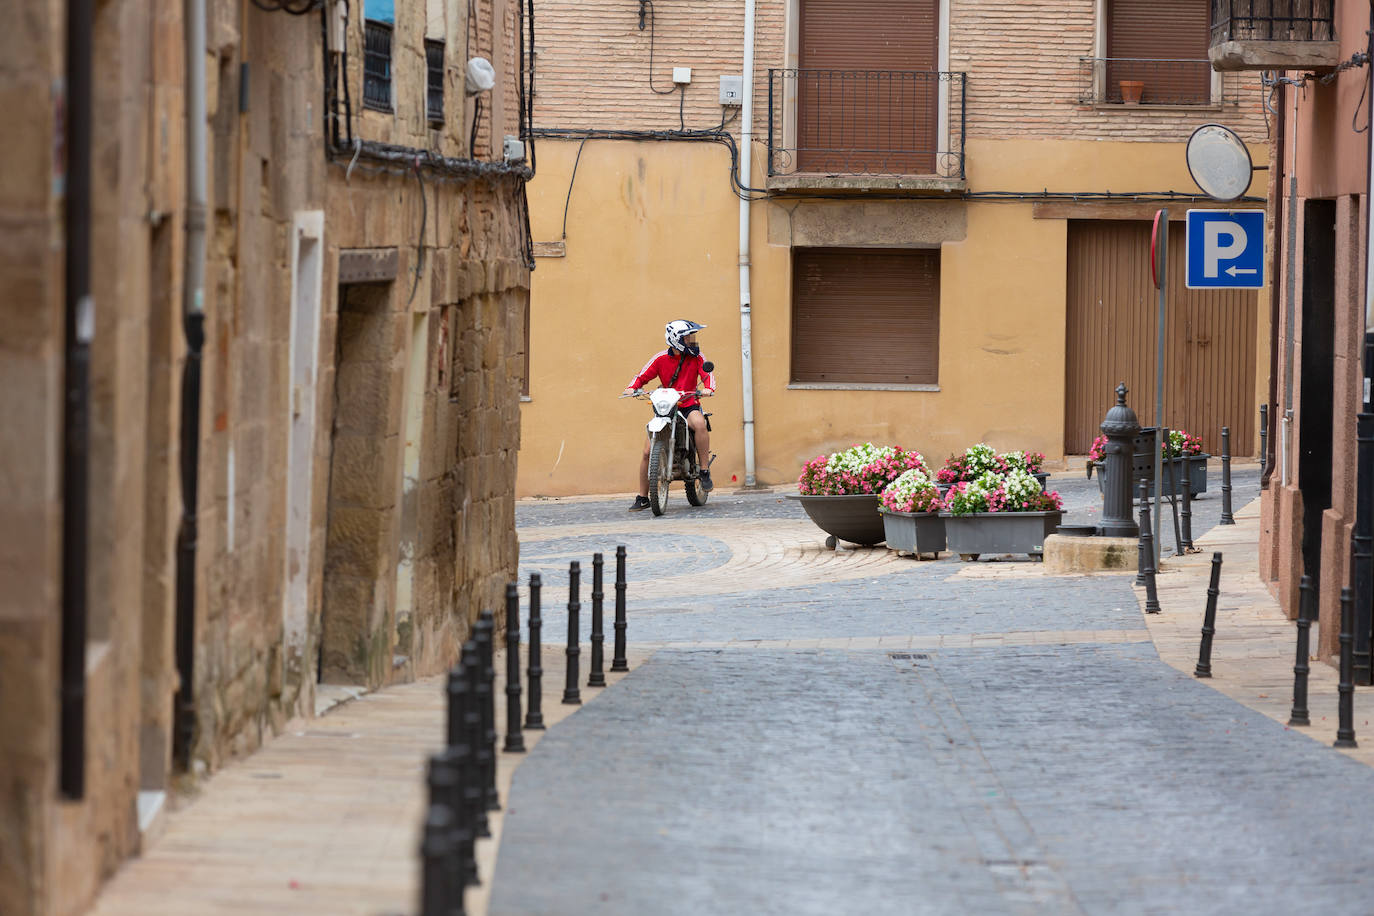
[1281,81,1298,488]
[1262,79,1283,490]
[60,0,94,801]
[737,0,757,487]
[1352,14,1374,684]
[173,0,208,770]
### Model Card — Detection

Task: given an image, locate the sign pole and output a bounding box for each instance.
[1154,209,1168,566]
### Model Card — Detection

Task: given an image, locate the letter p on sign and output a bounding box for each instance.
[1185,209,1265,289]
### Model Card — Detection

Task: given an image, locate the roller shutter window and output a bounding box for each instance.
[791,248,940,385]
[796,0,938,174]
[1106,0,1211,104]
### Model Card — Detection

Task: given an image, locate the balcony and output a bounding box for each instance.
[766,68,967,193]
[1209,0,1338,71]
[1078,58,1217,107]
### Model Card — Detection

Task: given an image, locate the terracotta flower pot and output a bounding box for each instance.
[1120,80,1145,105]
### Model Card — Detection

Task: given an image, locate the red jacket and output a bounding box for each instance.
[627,350,716,409]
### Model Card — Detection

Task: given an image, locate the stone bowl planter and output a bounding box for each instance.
[879,509,946,559]
[939,510,1063,561]
[787,493,885,547]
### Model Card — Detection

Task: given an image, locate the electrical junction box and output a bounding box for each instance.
[672,67,692,85]
[719,75,743,106]
[503,136,526,162]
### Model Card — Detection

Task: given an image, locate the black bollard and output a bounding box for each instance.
[1194,553,1223,677]
[1180,472,1193,552]
[1220,426,1236,525]
[503,584,525,753]
[563,561,582,705]
[1289,574,1314,726]
[443,660,478,882]
[588,553,606,687]
[1141,482,1161,614]
[461,642,493,836]
[1136,479,1148,587]
[475,612,500,811]
[1162,430,1184,557]
[419,798,461,916]
[1259,403,1269,477]
[611,546,629,672]
[524,573,545,730]
[429,750,475,897]
[450,663,484,882]
[1336,587,1359,748]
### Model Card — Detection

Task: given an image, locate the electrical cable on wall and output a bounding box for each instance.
[642,1,679,95]
[252,0,320,13]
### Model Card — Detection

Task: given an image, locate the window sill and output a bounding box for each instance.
[1090,102,1223,113]
[787,382,940,392]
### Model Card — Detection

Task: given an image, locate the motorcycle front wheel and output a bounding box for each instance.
[647,434,671,516]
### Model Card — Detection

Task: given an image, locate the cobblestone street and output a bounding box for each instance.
[87,465,1374,916]
[492,465,1374,915]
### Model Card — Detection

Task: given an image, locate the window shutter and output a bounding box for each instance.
[791,248,940,385]
[1107,0,1211,104]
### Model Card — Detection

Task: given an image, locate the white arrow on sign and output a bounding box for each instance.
[1225,266,1258,276]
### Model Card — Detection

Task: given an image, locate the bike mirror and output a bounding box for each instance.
[702,361,714,372]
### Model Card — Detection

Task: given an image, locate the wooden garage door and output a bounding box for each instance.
[791,247,939,384]
[797,0,938,174]
[1064,219,1257,455]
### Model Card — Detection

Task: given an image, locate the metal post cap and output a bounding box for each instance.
[1100,382,1141,437]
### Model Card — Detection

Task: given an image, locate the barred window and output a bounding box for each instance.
[426,40,445,125]
[363,21,393,111]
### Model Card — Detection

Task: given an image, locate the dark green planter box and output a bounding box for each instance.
[879,509,946,558]
[940,510,1063,560]
[1092,454,1209,498]
[787,493,885,546]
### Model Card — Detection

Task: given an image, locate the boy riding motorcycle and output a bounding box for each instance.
[622,319,716,511]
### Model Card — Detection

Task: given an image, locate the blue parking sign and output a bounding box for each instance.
[1185,209,1265,289]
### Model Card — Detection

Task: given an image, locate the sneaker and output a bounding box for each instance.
[699,469,714,492]
[629,495,651,511]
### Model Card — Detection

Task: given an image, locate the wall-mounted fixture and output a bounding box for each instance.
[466,57,495,94]
[672,67,691,85]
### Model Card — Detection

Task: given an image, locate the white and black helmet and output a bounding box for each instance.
[665,319,706,356]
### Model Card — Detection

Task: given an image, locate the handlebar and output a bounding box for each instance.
[620,388,713,400]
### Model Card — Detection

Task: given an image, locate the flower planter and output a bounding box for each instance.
[880,509,946,559]
[940,510,1063,561]
[787,493,886,547]
[940,472,1048,496]
[1092,455,1209,498]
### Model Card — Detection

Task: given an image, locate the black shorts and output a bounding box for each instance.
[679,404,703,419]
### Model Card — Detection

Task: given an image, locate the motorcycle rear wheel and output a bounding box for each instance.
[685,469,709,506]
[648,435,671,516]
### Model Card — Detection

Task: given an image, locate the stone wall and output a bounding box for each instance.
[0,0,529,910]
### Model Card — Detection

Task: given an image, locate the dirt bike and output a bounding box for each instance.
[623,366,715,516]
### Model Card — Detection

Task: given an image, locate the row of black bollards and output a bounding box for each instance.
[419,546,630,915]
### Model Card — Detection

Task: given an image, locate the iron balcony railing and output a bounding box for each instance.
[767,68,966,179]
[1078,57,1216,106]
[1211,0,1334,43]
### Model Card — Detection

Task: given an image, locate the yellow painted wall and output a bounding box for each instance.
[520,137,1271,497]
